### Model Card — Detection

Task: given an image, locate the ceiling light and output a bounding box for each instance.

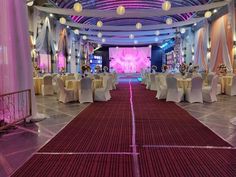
[97,21,103,28]
[102,38,106,43]
[59,17,66,24]
[180,28,186,34]
[166,17,173,25]
[162,1,171,11]
[193,23,197,26]
[74,29,79,35]
[155,37,159,42]
[149,45,152,48]
[134,40,138,44]
[82,35,87,40]
[116,46,119,49]
[97,44,101,48]
[205,11,212,18]
[136,22,142,30]
[97,32,103,38]
[155,30,160,36]
[27,1,34,6]
[49,13,53,17]
[66,25,70,29]
[117,5,125,15]
[129,34,134,39]
[213,9,218,13]
[73,2,83,13]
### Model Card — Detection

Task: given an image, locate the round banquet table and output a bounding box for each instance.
[177,78,191,92]
[219,76,233,93]
[33,77,43,95]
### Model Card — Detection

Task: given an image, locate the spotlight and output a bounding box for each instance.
[97,21,103,28]
[162,1,171,11]
[117,5,125,15]
[73,2,83,13]
[59,17,66,24]
[136,22,142,30]
[205,11,212,18]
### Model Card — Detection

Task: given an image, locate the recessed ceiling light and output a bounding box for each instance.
[205,11,212,18]
[166,18,173,25]
[73,2,83,13]
[155,30,160,36]
[97,32,103,38]
[97,21,103,28]
[59,17,66,24]
[116,5,125,15]
[213,9,218,13]
[129,34,134,39]
[102,38,106,43]
[82,35,87,40]
[49,13,53,17]
[136,22,142,30]
[162,1,171,11]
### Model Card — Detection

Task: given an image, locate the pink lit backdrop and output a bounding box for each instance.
[109,47,151,73]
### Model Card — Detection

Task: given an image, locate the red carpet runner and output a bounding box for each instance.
[12,79,236,177]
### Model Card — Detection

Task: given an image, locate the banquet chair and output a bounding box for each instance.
[109,73,116,90]
[185,77,203,103]
[149,73,157,91]
[106,74,113,91]
[41,75,54,96]
[207,73,221,95]
[74,73,82,80]
[202,75,218,102]
[145,73,151,89]
[94,76,111,101]
[57,78,75,103]
[225,75,236,96]
[79,77,93,103]
[155,75,167,100]
[166,77,184,103]
[94,74,101,79]
[52,74,59,94]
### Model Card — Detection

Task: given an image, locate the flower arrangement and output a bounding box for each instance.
[95,65,102,73]
[81,64,91,73]
[192,65,200,73]
[103,66,108,72]
[217,63,227,75]
[162,64,168,72]
[33,63,40,71]
[179,63,187,75]
[60,67,65,75]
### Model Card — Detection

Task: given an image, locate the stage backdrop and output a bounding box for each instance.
[109,47,151,73]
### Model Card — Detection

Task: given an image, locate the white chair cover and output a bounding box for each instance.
[225,75,236,96]
[79,77,93,103]
[185,77,203,103]
[57,78,75,103]
[166,77,184,103]
[203,75,218,102]
[41,75,54,96]
[155,75,167,99]
[105,74,113,91]
[94,76,111,101]
[149,73,157,91]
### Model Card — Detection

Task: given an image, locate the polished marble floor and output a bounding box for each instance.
[1,93,236,176]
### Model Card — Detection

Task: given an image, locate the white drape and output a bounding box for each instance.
[0,0,36,120]
[210,17,232,72]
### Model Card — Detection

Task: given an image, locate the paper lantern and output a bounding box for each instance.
[155,30,160,36]
[117,5,125,15]
[97,21,103,28]
[129,34,134,39]
[166,18,173,25]
[59,17,66,24]
[73,2,83,13]
[74,29,79,35]
[82,35,87,40]
[102,38,106,43]
[205,11,212,18]
[136,22,142,30]
[97,32,103,38]
[162,1,171,11]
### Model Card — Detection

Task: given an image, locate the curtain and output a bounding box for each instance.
[0,0,36,121]
[210,14,233,72]
[194,23,208,71]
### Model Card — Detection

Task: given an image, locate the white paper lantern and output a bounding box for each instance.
[136,22,142,30]
[162,1,171,11]
[155,30,160,36]
[117,5,125,15]
[129,34,134,39]
[166,18,173,25]
[205,11,212,18]
[97,32,103,38]
[97,21,103,28]
[73,2,83,13]
[59,17,66,24]
[82,35,87,40]
[74,29,80,35]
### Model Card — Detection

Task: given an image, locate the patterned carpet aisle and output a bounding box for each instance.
[11,78,236,177]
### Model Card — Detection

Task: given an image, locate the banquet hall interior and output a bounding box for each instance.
[1,0,236,176]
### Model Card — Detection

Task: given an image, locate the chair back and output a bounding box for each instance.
[150,74,156,83]
[56,78,65,91]
[66,73,74,76]
[43,75,52,85]
[207,73,215,85]
[94,74,100,79]
[231,75,236,91]
[80,77,92,90]
[210,76,218,95]
[166,77,178,90]
[191,77,202,91]
[102,76,109,90]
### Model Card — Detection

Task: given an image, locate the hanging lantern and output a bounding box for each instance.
[97,32,103,38]
[162,1,171,11]
[116,5,125,15]
[204,11,212,18]
[73,2,83,13]
[59,17,66,24]
[136,22,142,30]
[97,21,103,28]
[74,29,80,35]
[166,18,173,25]
[129,34,134,39]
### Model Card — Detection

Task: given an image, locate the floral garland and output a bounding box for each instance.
[217,63,227,74]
